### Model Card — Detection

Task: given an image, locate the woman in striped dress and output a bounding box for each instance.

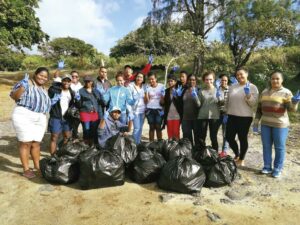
[10,67,51,179]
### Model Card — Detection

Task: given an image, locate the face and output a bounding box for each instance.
[124,67,132,78]
[168,79,176,88]
[188,76,197,87]
[85,80,93,88]
[271,73,283,89]
[62,79,71,90]
[180,73,187,85]
[110,111,121,120]
[34,71,49,86]
[220,76,228,88]
[148,75,157,87]
[71,72,79,84]
[236,69,248,84]
[135,73,144,85]
[99,68,107,79]
[204,74,214,87]
[116,76,124,86]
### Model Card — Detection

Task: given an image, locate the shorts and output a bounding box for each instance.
[146,109,163,125]
[12,106,47,142]
[48,117,72,133]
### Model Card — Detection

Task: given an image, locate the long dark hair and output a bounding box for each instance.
[34,67,50,80]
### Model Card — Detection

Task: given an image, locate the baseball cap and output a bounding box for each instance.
[109,106,121,113]
[83,75,93,82]
[61,74,72,81]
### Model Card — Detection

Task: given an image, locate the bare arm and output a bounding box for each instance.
[10,86,26,101]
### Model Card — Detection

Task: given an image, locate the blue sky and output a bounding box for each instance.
[36,0,220,55]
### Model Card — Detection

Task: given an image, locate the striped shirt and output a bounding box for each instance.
[254,87,298,128]
[11,80,51,113]
[217,86,229,114]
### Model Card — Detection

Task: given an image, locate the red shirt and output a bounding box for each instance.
[124,63,152,87]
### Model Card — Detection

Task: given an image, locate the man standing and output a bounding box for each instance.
[123,54,153,87]
[94,66,112,91]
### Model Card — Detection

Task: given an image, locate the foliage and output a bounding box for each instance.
[0,0,48,49]
[21,55,48,70]
[222,0,299,69]
[0,47,24,71]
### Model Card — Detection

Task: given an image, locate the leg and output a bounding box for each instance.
[173,120,180,139]
[209,119,219,151]
[119,112,127,125]
[50,133,60,155]
[225,115,239,159]
[260,125,273,170]
[19,142,32,171]
[182,120,193,145]
[48,118,63,155]
[91,120,100,145]
[136,114,145,144]
[72,119,81,138]
[132,114,141,144]
[272,127,289,172]
[82,121,92,145]
[30,141,41,170]
[196,119,208,147]
[149,125,155,142]
[237,117,252,161]
[62,119,72,143]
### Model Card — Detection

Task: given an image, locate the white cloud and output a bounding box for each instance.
[36,0,120,55]
[133,16,146,29]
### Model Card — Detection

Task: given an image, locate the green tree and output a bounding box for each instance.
[0,47,24,71]
[222,0,299,69]
[0,0,48,49]
[148,0,230,74]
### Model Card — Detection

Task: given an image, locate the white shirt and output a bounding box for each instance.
[60,90,71,116]
[70,82,83,92]
[128,83,146,114]
[147,83,164,109]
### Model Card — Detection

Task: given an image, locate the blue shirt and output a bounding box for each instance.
[11,80,51,113]
[103,86,135,113]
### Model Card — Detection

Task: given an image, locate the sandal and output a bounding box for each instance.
[23,169,36,179]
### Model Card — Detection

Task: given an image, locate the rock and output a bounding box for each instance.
[290,188,300,193]
[206,210,221,222]
[225,189,254,201]
[159,193,174,203]
[260,193,272,197]
[38,184,55,192]
[220,198,234,204]
[193,198,203,206]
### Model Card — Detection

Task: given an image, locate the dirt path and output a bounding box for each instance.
[1,118,300,225]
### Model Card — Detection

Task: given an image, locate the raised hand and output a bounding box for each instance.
[176,85,183,97]
[74,91,81,101]
[215,79,221,88]
[172,88,177,97]
[230,76,238,84]
[191,87,198,98]
[244,82,251,95]
[57,60,64,70]
[171,65,180,72]
[103,110,109,120]
[222,115,228,124]
[292,90,300,103]
[20,73,29,90]
[148,54,154,64]
[51,93,61,106]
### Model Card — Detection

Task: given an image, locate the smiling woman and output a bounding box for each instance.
[10,67,51,179]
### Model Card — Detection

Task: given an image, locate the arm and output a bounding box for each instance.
[245,84,259,107]
[126,88,136,106]
[10,86,26,101]
[253,97,262,128]
[98,119,106,136]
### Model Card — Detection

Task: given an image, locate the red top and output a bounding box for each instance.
[124,63,152,87]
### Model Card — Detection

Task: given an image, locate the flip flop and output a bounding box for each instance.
[23,169,36,179]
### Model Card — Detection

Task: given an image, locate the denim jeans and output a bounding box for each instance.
[119,112,127,124]
[82,120,99,144]
[132,113,145,144]
[261,125,289,171]
[218,115,229,152]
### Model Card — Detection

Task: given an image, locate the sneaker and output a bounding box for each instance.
[219,151,227,158]
[22,169,36,179]
[272,170,281,178]
[261,168,272,174]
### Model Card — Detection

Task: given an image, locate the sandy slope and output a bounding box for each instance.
[0,119,300,225]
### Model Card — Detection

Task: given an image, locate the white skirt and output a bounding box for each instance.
[12,106,47,142]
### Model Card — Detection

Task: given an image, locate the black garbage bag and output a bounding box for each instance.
[157,156,206,194]
[146,139,167,155]
[105,134,138,165]
[40,156,80,184]
[56,138,89,161]
[129,148,166,184]
[193,145,219,172]
[205,156,237,187]
[166,138,192,160]
[78,148,125,190]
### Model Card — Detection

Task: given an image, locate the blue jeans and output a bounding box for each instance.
[132,113,145,144]
[119,112,127,124]
[82,120,99,144]
[261,125,289,171]
[218,115,229,152]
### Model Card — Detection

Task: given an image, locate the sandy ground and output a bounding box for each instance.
[0,82,300,225]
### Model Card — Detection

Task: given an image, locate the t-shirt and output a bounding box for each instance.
[182,89,199,120]
[60,90,71,116]
[167,102,180,120]
[147,83,164,109]
[127,83,146,114]
[70,82,83,92]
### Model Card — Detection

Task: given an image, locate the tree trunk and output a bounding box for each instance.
[193,54,204,76]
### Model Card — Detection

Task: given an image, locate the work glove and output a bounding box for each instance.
[148,54,154,64]
[51,93,61,106]
[230,76,238,84]
[191,87,198,98]
[57,60,65,70]
[222,115,228,124]
[215,79,221,89]
[20,73,29,90]
[216,87,221,98]
[292,90,300,103]
[176,85,184,97]
[244,82,251,96]
[74,91,81,101]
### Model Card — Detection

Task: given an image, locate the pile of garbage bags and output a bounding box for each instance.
[40,136,237,193]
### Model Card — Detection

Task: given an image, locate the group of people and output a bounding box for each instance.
[10,57,300,179]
